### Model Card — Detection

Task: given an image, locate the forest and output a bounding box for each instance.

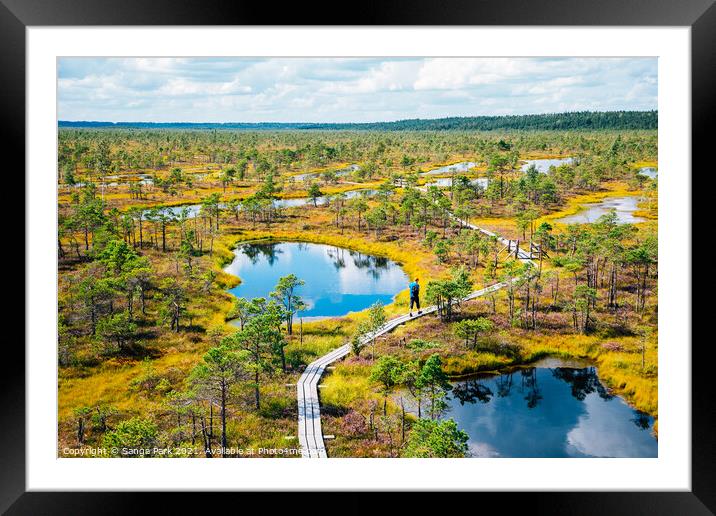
[58,110,657,131]
[57,124,658,458]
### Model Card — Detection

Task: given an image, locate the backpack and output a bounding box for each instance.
[410,282,419,297]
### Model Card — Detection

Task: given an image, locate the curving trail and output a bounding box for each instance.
[296,209,532,458]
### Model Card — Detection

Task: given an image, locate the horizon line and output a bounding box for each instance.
[58,109,658,126]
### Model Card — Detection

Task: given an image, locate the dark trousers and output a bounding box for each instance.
[410,296,420,310]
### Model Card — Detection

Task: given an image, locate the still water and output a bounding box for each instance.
[425,177,489,189]
[521,157,574,173]
[102,174,154,186]
[144,205,203,218]
[274,189,378,208]
[292,164,360,182]
[638,167,658,179]
[142,189,377,218]
[445,359,657,458]
[554,196,646,224]
[224,242,409,319]
[422,162,477,175]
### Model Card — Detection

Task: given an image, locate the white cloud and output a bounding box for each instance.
[511,75,586,96]
[157,77,251,97]
[414,58,529,90]
[320,60,420,94]
[57,57,657,123]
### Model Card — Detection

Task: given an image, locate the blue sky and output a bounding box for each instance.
[58,57,657,123]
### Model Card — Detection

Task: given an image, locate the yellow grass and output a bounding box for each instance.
[58,151,660,453]
[630,160,658,169]
[320,363,377,408]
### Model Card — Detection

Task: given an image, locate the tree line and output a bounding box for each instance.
[59,110,657,131]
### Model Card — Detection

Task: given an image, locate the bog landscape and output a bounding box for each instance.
[57,59,658,459]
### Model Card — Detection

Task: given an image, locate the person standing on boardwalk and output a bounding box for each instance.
[409,278,421,317]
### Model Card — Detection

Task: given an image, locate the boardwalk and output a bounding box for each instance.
[296,209,533,458]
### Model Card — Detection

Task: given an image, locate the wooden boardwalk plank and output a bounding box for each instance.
[296,210,534,458]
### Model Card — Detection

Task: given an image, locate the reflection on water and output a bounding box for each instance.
[638,167,658,179]
[425,177,453,187]
[425,177,488,189]
[444,361,657,458]
[292,164,360,182]
[273,189,377,208]
[147,205,203,218]
[224,242,408,318]
[61,174,154,189]
[273,197,310,208]
[554,196,646,224]
[138,189,376,219]
[102,174,154,186]
[241,242,284,266]
[421,162,477,175]
[521,157,574,173]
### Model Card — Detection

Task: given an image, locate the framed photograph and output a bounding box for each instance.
[8,0,712,512]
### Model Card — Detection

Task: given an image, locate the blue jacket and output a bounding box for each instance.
[409,281,420,298]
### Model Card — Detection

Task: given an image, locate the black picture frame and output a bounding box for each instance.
[5,0,711,513]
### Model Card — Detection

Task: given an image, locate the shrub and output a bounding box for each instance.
[341,410,368,436]
[102,417,159,457]
[406,339,440,351]
[403,418,469,458]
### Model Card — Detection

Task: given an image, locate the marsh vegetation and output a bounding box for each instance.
[57,120,658,458]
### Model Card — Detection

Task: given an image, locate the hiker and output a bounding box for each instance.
[409,278,421,317]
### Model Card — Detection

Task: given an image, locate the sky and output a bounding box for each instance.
[57,57,657,123]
